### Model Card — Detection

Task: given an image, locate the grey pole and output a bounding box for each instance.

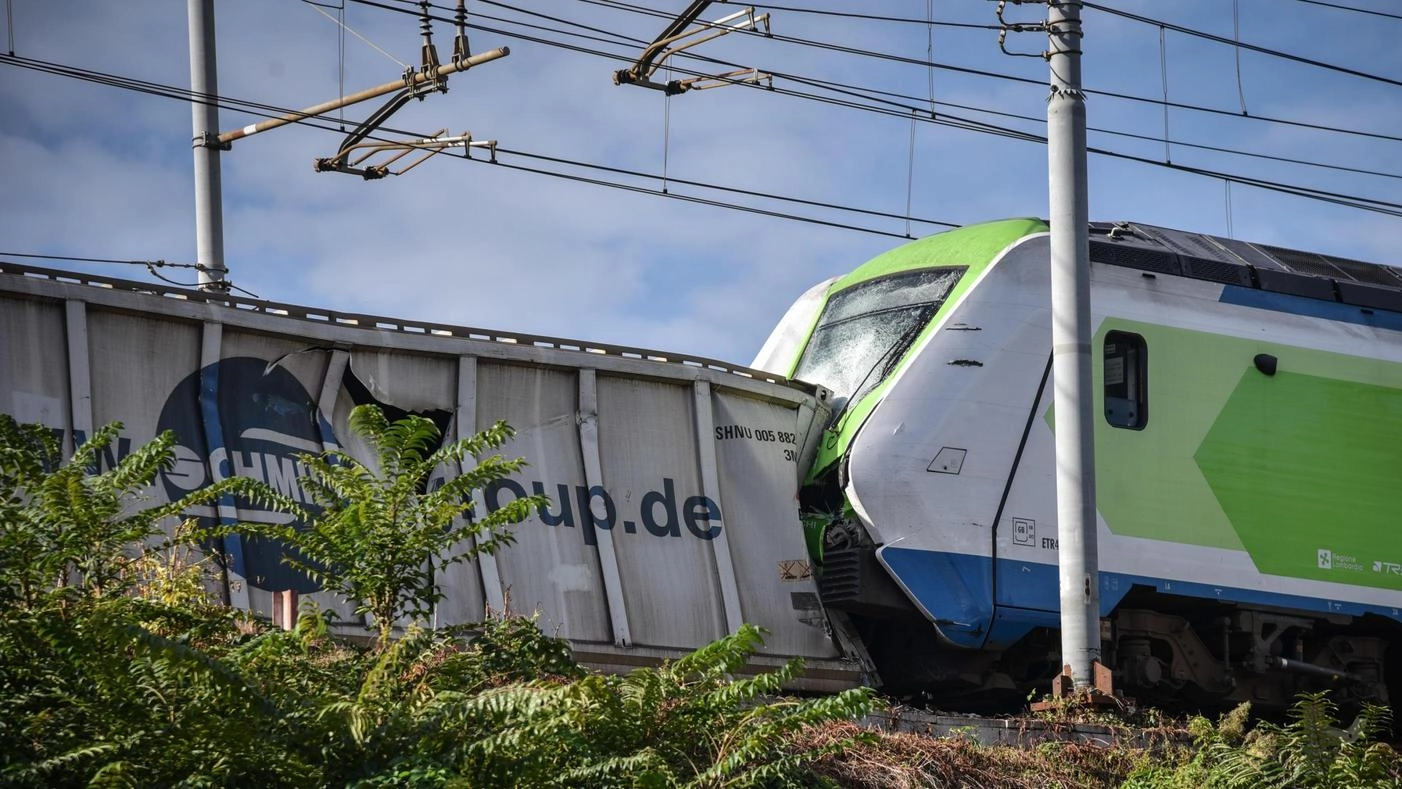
[1046,0,1099,688]
[188,0,228,291]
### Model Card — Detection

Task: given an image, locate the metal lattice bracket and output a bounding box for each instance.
[315,129,498,180]
[614,2,771,95]
[674,67,772,93]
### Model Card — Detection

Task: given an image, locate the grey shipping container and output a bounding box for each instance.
[0,263,858,690]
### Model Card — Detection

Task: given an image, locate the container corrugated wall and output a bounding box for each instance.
[0,266,855,689]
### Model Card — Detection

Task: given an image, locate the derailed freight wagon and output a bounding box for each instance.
[0,263,854,690]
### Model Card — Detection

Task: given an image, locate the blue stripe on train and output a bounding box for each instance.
[1220,285,1402,331]
[878,546,1402,651]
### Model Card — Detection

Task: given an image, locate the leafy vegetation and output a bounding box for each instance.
[0,414,264,607]
[0,412,877,787]
[4,411,1398,787]
[213,404,545,647]
[1122,692,1402,789]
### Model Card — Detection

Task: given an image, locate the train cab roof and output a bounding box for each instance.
[831,217,1402,315]
[1089,220,1402,313]
[834,218,1048,291]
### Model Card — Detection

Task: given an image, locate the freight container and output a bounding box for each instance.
[0,262,857,690]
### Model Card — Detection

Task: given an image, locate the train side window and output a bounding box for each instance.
[1104,331,1147,429]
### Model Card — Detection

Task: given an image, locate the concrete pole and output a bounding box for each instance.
[1046,0,1099,688]
[188,0,228,291]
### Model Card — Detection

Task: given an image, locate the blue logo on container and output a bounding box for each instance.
[158,357,331,593]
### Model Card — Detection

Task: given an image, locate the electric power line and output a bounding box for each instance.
[487,149,953,238]
[6,2,1401,237]
[560,0,1402,149]
[672,0,1002,30]
[1083,2,1402,90]
[51,26,1394,241]
[360,0,1402,160]
[340,0,1402,169]
[1296,0,1402,24]
[23,2,1399,225]
[0,251,260,295]
[784,70,1402,182]
[0,251,198,268]
[452,0,1402,182]
[0,52,961,238]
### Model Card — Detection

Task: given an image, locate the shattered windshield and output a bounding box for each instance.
[792,268,964,411]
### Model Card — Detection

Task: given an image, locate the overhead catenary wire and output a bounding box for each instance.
[1083,1,1402,90]
[520,10,1402,188]
[5,3,1400,241]
[0,251,202,267]
[5,14,1401,228]
[303,0,407,70]
[572,0,1402,153]
[384,0,1402,164]
[712,0,1402,96]
[0,252,260,297]
[727,0,1402,31]
[775,69,1402,182]
[552,0,1402,153]
[491,145,961,229]
[158,56,1402,220]
[1232,0,1248,115]
[0,54,962,238]
[574,0,1402,103]
[11,0,1402,178]
[358,0,1402,152]
[654,0,1002,30]
[479,0,642,45]
[1159,25,1170,163]
[487,152,954,239]
[1295,0,1402,22]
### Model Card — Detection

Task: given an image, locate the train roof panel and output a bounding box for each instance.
[834,216,1402,316]
[834,218,1048,290]
[1090,221,1402,313]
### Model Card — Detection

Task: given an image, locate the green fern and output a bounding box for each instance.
[0,414,283,607]
[226,404,545,648]
[428,624,874,788]
[1133,692,1402,789]
[2,417,877,787]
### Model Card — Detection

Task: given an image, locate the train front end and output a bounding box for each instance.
[752,218,1054,695]
[758,216,1402,709]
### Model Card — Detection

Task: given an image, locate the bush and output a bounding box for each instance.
[0,416,875,787]
[1124,692,1402,789]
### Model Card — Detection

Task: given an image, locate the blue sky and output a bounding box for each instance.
[2,1,1399,363]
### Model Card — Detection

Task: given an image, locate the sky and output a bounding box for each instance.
[2,0,1400,364]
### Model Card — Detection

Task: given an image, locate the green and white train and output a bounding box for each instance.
[753,218,1402,709]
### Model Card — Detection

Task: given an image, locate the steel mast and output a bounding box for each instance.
[1046,0,1100,689]
[188,0,228,292]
